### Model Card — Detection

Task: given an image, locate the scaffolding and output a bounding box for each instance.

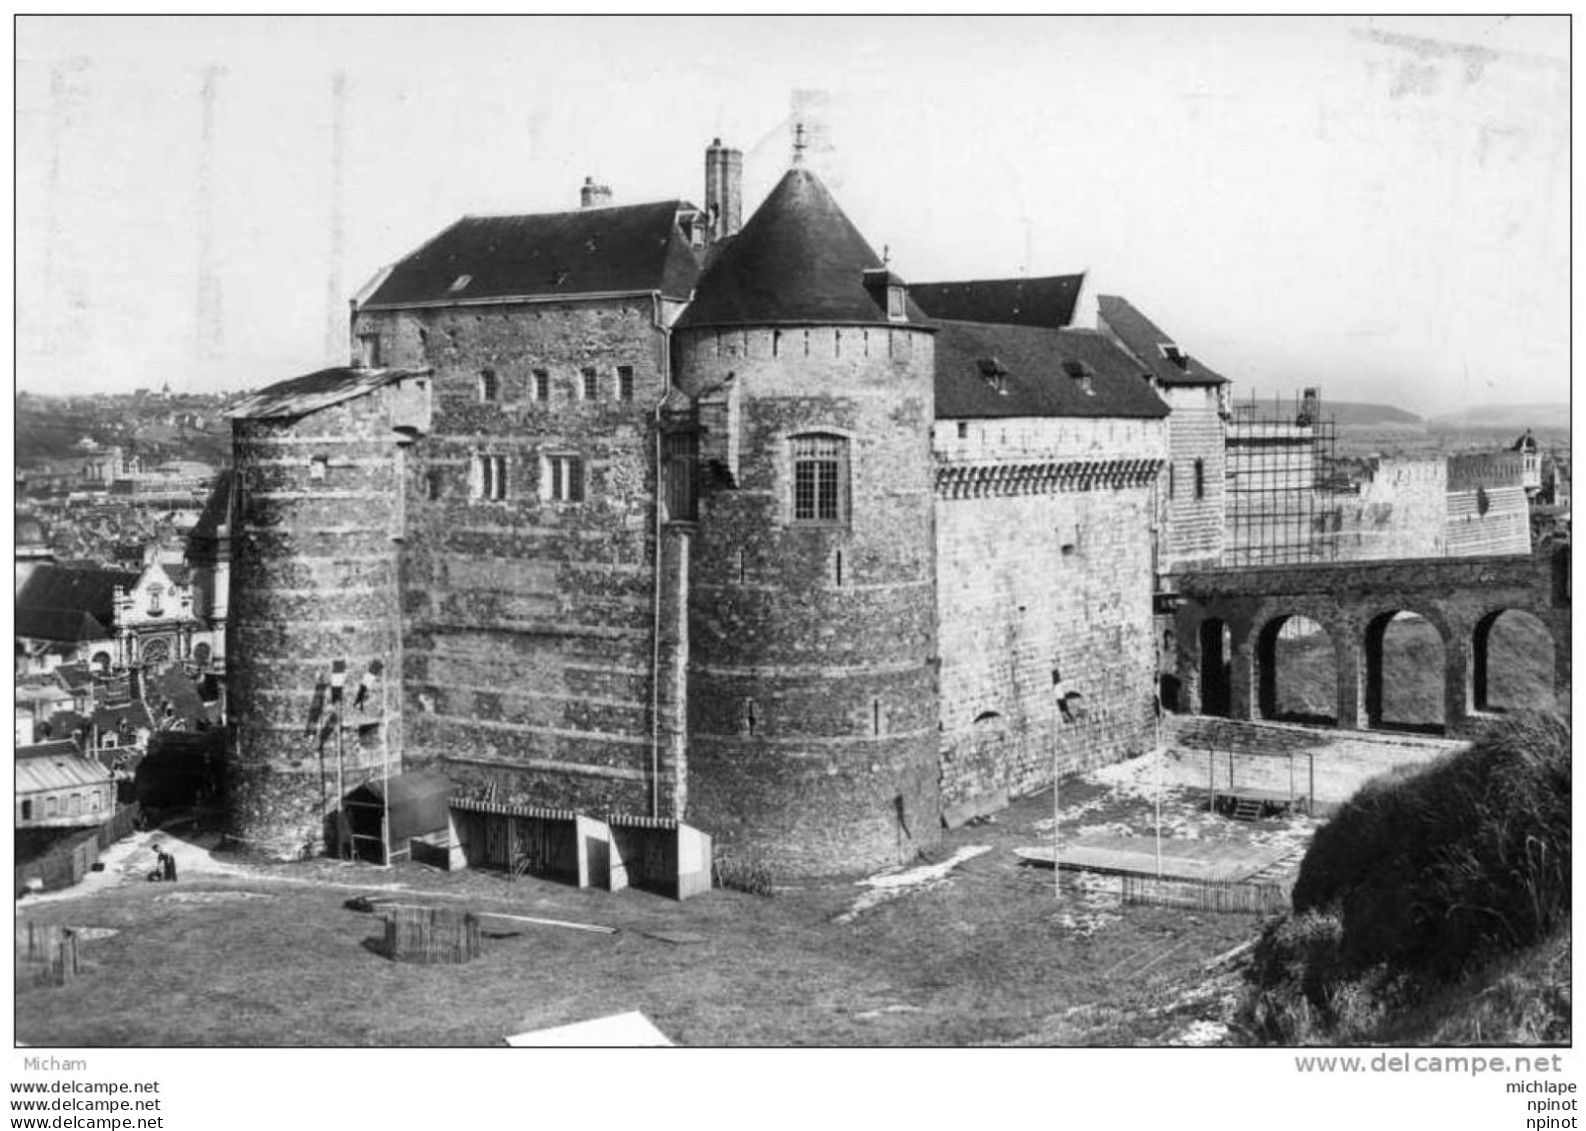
[1225,387,1344,566]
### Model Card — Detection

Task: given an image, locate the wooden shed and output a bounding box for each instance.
[449,799,609,887]
[343,772,454,865]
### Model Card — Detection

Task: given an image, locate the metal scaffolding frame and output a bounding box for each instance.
[1225,388,1343,567]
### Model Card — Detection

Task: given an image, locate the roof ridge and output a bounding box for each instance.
[459,198,690,221]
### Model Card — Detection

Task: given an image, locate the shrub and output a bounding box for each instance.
[1241,712,1571,1045]
[1291,711,1569,977]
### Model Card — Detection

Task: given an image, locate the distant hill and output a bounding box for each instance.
[1320,401,1424,427]
[1426,404,1570,435]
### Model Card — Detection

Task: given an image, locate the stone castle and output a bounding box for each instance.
[220,138,1532,876]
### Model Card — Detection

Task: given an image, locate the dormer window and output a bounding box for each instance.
[977,357,1008,395]
[864,268,909,323]
[448,274,472,293]
[1158,343,1188,371]
[1062,359,1095,396]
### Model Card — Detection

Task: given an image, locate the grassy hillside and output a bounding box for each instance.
[1238,712,1570,1045]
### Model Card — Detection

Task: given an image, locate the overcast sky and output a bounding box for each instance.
[15,15,1570,415]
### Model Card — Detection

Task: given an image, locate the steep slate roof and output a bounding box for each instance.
[935,321,1170,420]
[911,275,1086,330]
[229,367,430,421]
[1095,294,1227,387]
[359,201,703,309]
[676,167,929,329]
[16,564,136,642]
[188,470,233,560]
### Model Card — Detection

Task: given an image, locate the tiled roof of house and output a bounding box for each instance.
[911,275,1086,330]
[229,367,431,421]
[15,564,135,642]
[358,201,703,310]
[92,701,155,736]
[935,321,1171,420]
[1095,294,1227,387]
[676,167,928,329]
[16,744,114,794]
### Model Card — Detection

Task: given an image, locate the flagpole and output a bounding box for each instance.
[381,656,390,868]
[1154,697,1163,879]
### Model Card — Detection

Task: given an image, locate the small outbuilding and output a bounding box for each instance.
[343,772,454,865]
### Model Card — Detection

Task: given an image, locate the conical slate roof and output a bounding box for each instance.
[676,167,927,329]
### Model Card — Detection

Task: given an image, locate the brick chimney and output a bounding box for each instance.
[704,138,743,243]
[580,176,612,208]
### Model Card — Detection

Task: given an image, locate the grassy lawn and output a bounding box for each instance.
[15,776,1274,1048]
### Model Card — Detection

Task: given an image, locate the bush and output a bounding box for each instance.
[1241,712,1570,1044]
[1291,711,1569,977]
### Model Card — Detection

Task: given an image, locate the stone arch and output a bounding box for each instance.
[1363,606,1451,734]
[1472,607,1556,714]
[90,651,112,674]
[1255,611,1339,726]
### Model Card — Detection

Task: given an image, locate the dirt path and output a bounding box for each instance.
[14,822,440,910]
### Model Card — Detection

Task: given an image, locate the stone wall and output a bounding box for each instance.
[1159,384,1225,569]
[227,391,407,857]
[935,415,1167,810]
[1335,458,1446,561]
[356,298,673,817]
[673,324,942,878]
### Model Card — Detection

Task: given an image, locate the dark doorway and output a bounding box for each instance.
[1198,619,1232,717]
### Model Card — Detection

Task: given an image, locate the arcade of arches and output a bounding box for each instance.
[1168,547,1569,737]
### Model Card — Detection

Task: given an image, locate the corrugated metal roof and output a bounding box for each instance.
[16,745,114,794]
[1095,295,1228,387]
[229,367,430,421]
[676,167,929,330]
[359,201,702,309]
[912,275,1086,330]
[935,321,1170,420]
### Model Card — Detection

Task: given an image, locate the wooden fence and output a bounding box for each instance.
[15,922,81,987]
[382,905,482,965]
[14,803,143,897]
[1120,873,1290,915]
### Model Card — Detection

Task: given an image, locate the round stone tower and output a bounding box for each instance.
[226,369,421,858]
[671,166,941,877]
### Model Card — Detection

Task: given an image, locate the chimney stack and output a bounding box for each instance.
[580,176,612,209]
[704,138,743,243]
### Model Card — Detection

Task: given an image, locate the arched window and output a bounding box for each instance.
[479,369,500,402]
[193,642,212,669]
[791,433,849,524]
